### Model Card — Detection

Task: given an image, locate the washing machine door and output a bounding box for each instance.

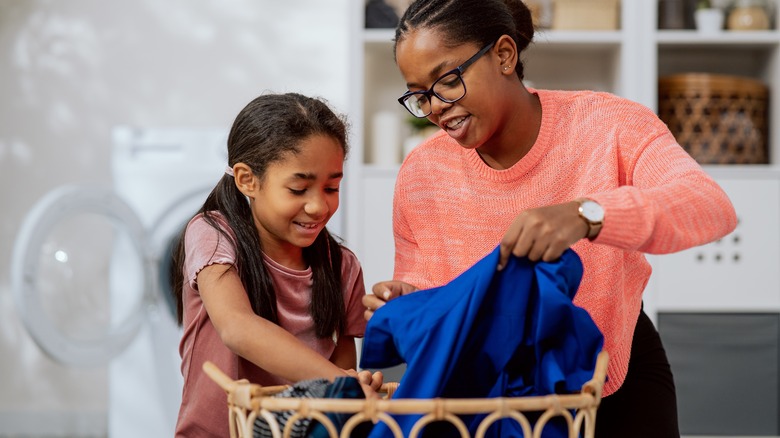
[11,185,151,366]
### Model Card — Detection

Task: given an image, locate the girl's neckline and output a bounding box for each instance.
[261,252,311,276]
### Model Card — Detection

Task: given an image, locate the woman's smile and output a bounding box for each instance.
[442,114,472,141]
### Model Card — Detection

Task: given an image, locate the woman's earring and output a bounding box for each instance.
[503,66,509,72]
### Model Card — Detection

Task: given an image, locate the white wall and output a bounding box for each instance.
[0,1,349,436]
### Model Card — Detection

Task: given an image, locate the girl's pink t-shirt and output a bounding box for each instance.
[175,213,366,437]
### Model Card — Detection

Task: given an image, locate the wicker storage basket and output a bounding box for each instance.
[552,0,620,30]
[658,73,769,164]
[204,351,609,438]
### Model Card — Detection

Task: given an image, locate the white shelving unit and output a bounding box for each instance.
[347,3,780,435]
[346,0,780,438]
[346,0,780,304]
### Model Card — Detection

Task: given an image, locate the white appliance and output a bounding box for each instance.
[11,127,228,437]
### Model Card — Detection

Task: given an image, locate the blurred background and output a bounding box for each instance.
[0,1,350,437]
[3,1,780,437]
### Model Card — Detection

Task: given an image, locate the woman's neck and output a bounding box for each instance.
[477,87,542,170]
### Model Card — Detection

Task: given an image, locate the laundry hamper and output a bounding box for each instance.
[658,73,769,164]
[202,350,609,438]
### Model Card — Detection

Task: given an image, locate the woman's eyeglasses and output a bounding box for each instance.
[398,41,496,118]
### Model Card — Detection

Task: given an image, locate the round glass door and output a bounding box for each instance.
[11,185,151,366]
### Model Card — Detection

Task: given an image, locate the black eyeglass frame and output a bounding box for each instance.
[397,41,497,118]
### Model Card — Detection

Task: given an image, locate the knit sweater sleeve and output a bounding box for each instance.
[589,101,737,253]
[392,159,424,287]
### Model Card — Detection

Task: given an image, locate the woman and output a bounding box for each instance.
[362,1,737,436]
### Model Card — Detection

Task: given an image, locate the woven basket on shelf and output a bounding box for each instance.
[658,73,769,164]
[552,0,620,30]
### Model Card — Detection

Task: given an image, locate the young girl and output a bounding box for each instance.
[362,1,737,437]
[171,93,380,437]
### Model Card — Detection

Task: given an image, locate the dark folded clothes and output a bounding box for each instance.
[253,376,371,438]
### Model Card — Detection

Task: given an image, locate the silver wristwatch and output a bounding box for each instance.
[577,199,604,240]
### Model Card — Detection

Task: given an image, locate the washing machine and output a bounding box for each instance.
[11,126,228,437]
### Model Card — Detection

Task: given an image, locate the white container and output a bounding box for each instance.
[370,110,401,166]
[695,8,725,33]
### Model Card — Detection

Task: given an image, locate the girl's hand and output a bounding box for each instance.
[363,281,418,320]
[358,369,383,399]
[498,201,589,270]
[344,369,384,399]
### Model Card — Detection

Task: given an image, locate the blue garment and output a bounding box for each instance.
[360,246,604,438]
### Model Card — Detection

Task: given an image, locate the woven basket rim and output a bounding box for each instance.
[659,73,768,93]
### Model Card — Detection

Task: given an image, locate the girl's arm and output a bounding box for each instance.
[198,263,348,383]
[329,335,357,370]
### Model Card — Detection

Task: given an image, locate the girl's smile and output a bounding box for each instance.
[292,219,326,238]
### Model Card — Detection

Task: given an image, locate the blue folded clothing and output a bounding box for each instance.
[360,246,604,438]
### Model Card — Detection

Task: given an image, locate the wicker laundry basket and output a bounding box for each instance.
[658,73,769,164]
[203,351,609,438]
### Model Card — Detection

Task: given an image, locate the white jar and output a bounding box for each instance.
[370,110,402,166]
[695,7,725,33]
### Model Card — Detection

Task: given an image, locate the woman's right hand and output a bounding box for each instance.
[362,281,418,320]
[498,201,589,270]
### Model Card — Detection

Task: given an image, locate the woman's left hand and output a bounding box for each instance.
[498,201,589,270]
[363,281,418,321]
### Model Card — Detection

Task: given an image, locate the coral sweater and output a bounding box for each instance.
[392,89,737,397]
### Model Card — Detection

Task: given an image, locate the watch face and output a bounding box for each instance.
[581,201,604,222]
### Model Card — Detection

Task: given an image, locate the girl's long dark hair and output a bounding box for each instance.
[170,93,349,339]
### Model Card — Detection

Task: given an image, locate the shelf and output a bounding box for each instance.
[656,30,780,47]
[534,29,624,49]
[363,28,394,44]
[365,28,625,50]
[702,164,780,179]
[360,164,401,178]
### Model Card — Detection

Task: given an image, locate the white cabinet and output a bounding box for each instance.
[644,167,780,316]
[345,0,780,294]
